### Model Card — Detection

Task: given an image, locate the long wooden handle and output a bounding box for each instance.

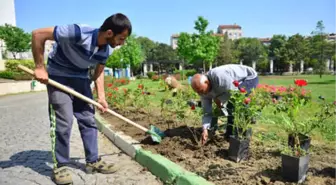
[18,65,149,133]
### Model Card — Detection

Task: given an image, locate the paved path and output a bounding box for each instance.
[0,92,161,185]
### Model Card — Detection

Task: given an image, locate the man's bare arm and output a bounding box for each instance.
[31,27,55,69]
[94,64,106,100]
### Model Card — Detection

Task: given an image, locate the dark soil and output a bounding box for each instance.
[101,109,336,185]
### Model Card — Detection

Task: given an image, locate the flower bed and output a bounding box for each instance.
[99,79,336,185]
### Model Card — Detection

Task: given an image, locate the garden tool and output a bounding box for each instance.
[18,65,165,143]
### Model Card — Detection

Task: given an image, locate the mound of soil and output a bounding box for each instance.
[101,110,336,185]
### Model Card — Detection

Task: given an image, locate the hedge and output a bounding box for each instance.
[5,60,35,73]
[173,69,197,77]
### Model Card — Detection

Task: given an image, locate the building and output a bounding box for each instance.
[171,24,242,49]
[258,37,272,46]
[0,0,16,69]
[0,0,16,26]
[217,24,243,40]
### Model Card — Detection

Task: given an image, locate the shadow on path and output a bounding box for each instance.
[0,150,121,177]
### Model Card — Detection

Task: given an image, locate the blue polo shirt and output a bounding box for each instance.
[47,24,111,79]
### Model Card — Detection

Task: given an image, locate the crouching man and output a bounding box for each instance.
[190,64,259,145]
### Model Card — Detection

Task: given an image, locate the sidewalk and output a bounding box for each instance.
[0,79,46,96]
[0,91,161,185]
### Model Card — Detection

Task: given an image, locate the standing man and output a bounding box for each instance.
[190,64,259,145]
[31,13,132,185]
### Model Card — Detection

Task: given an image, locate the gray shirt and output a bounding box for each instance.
[200,64,258,129]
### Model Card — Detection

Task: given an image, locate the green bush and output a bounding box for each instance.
[0,71,15,79]
[173,69,197,77]
[5,60,35,73]
[147,72,155,79]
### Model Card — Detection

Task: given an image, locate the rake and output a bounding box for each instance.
[18,65,165,143]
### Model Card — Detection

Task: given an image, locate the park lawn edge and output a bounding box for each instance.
[95,113,214,185]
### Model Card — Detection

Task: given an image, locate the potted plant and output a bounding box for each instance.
[271,79,336,183]
[227,81,260,163]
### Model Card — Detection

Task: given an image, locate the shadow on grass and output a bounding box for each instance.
[308,80,335,85]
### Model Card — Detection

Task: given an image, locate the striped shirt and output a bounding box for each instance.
[47,24,111,79]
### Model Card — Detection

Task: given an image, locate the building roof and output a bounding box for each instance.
[218,25,242,29]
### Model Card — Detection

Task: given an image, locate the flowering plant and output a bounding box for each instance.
[270,79,331,156]
[228,80,260,140]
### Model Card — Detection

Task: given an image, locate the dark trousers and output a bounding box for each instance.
[47,75,98,168]
[225,77,259,138]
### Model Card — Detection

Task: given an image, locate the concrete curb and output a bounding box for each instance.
[94,113,214,185]
[0,80,46,96]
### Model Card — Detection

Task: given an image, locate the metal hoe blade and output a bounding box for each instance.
[147,125,165,143]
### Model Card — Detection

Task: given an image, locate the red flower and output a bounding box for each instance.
[108,83,113,87]
[114,87,119,91]
[233,80,239,87]
[142,91,145,94]
[191,105,195,110]
[138,84,144,89]
[107,92,112,97]
[244,98,251,105]
[294,79,308,87]
[240,88,247,93]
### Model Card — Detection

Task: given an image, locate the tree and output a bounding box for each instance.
[286,34,308,73]
[176,16,219,71]
[106,35,144,75]
[269,35,288,73]
[0,24,31,59]
[177,32,194,62]
[136,36,156,61]
[151,43,178,61]
[310,20,328,78]
[215,33,234,66]
[236,38,266,68]
[192,16,220,70]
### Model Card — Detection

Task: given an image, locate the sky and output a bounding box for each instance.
[15,0,335,44]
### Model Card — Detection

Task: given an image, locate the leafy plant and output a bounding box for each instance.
[228,81,259,140]
[185,105,203,147]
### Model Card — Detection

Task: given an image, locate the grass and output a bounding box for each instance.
[259,75,335,102]
[109,75,335,145]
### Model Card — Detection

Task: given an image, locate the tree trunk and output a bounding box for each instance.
[203,61,206,73]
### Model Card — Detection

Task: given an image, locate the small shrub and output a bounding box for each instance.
[5,60,35,73]
[147,72,155,79]
[0,71,15,79]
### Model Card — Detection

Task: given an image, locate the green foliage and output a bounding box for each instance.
[173,69,197,77]
[228,85,260,140]
[106,35,144,71]
[146,71,155,79]
[136,36,157,61]
[286,34,309,71]
[0,24,31,59]
[269,35,289,72]
[5,60,35,73]
[150,43,178,61]
[0,71,15,79]
[177,16,220,69]
[215,33,234,66]
[234,38,266,66]
[177,32,194,62]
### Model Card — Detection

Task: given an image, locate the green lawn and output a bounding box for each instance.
[114,75,335,143]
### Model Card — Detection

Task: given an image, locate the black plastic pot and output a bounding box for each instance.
[281,153,310,183]
[228,136,250,162]
[288,133,311,151]
[232,127,252,140]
